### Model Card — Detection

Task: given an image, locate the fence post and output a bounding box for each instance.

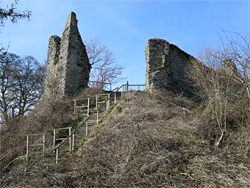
[72,133,75,151]
[96,95,99,124]
[121,85,124,97]
[126,81,129,92]
[86,121,88,135]
[73,99,76,115]
[114,93,117,104]
[86,98,89,135]
[56,149,58,164]
[121,85,123,97]
[97,109,99,124]
[53,129,56,150]
[87,98,90,116]
[26,135,29,164]
[42,134,45,158]
[106,94,110,112]
[96,95,98,110]
[69,127,72,151]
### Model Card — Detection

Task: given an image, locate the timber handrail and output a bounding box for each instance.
[50,84,124,153]
[128,84,146,86]
[22,81,144,166]
[89,81,112,91]
[26,133,45,136]
[53,127,72,131]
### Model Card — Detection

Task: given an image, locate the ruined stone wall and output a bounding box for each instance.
[44,12,91,100]
[145,38,200,97]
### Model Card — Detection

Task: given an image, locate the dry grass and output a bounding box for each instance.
[1,90,249,187]
[0,88,101,185]
[66,91,249,187]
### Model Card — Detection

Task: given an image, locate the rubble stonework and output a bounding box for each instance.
[44,12,91,100]
[221,59,238,75]
[145,38,200,96]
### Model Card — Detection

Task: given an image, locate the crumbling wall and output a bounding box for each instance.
[145,38,200,97]
[44,12,91,100]
[44,35,64,99]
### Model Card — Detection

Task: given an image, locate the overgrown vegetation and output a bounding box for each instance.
[189,31,250,148]
[0,9,249,185]
[1,91,249,187]
[0,0,37,127]
[0,88,103,186]
[0,52,45,125]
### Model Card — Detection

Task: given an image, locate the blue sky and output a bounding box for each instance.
[0,0,249,86]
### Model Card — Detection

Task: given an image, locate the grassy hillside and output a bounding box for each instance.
[1,90,249,187]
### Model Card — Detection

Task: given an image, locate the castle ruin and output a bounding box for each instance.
[44,12,91,100]
[145,38,201,97]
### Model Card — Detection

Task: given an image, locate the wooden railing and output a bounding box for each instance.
[24,81,146,165]
[26,133,46,163]
[73,98,90,116]
[50,84,124,163]
[121,81,145,96]
[88,81,112,91]
[53,127,74,151]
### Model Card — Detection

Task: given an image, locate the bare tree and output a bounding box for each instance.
[189,31,250,147]
[0,52,44,126]
[0,0,31,27]
[0,49,17,123]
[12,56,44,117]
[218,31,250,98]
[85,39,124,89]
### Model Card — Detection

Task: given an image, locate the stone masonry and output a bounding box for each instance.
[145,38,201,97]
[44,12,91,100]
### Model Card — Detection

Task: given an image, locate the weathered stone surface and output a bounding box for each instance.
[44,12,91,100]
[221,59,238,76]
[145,38,200,97]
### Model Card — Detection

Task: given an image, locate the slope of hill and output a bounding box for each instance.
[1,90,249,187]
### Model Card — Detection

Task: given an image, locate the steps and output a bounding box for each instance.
[24,84,141,167]
[48,91,121,164]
